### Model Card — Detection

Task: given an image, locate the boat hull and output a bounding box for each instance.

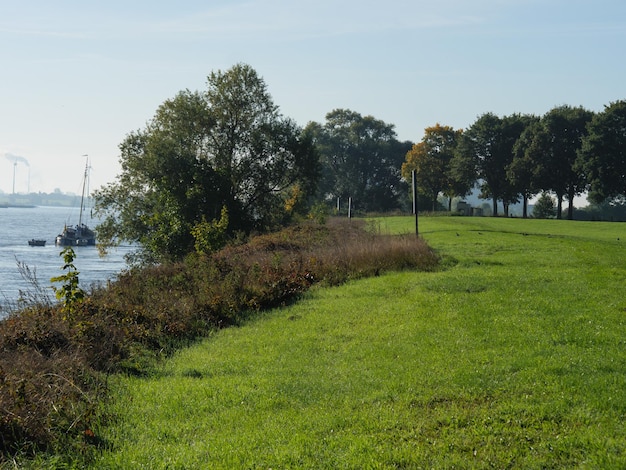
[55,224,96,246]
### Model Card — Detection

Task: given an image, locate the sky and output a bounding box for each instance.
[1,0,625,198]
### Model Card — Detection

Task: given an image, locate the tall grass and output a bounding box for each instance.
[92,216,626,468]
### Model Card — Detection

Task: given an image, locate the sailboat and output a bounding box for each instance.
[55,158,96,246]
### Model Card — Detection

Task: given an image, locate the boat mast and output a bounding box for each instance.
[78,156,89,226]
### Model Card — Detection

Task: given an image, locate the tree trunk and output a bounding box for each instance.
[492,196,498,217]
[503,202,510,217]
[567,188,575,220]
[448,197,452,212]
[522,195,528,219]
[556,194,563,219]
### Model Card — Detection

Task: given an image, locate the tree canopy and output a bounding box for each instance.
[401,124,465,211]
[453,113,530,216]
[579,100,626,204]
[508,115,542,218]
[306,109,412,213]
[94,64,319,262]
[523,105,594,219]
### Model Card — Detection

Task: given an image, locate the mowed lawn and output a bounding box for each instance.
[94,216,626,469]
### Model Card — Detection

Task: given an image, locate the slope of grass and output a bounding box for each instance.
[93,216,626,468]
[0,219,437,466]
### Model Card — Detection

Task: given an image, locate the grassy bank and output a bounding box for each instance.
[0,219,437,466]
[91,216,626,468]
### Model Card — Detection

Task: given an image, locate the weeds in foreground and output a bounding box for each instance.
[0,219,437,464]
[13,258,53,310]
[51,247,86,321]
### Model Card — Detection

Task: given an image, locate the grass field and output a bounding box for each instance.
[92,216,626,468]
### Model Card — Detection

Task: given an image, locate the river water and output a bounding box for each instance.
[0,205,133,317]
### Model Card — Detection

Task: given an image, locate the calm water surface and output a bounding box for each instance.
[0,206,133,317]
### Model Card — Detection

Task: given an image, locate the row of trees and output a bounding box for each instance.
[94,63,626,262]
[402,102,626,219]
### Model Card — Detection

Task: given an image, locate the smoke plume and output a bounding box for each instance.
[5,153,29,167]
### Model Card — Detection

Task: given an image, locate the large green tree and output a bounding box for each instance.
[496,114,534,216]
[94,64,319,262]
[579,100,626,204]
[507,115,541,218]
[401,124,465,211]
[526,105,594,219]
[306,109,411,213]
[453,113,527,216]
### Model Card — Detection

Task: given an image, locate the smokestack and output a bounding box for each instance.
[5,153,30,194]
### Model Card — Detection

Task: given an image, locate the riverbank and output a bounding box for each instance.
[0,218,437,466]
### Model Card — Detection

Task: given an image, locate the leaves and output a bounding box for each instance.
[524,105,594,218]
[192,206,229,255]
[94,64,319,262]
[453,113,537,216]
[307,109,410,212]
[579,100,626,203]
[402,124,464,211]
[50,247,85,320]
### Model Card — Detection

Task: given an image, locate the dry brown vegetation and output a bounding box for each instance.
[0,218,438,462]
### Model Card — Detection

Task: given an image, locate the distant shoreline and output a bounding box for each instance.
[0,203,36,208]
[0,192,88,208]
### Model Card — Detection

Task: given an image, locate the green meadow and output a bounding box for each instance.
[93,216,626,468]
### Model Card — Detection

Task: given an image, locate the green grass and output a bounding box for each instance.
[93,216,626,468]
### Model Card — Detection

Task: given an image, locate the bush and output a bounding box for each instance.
[533,191,557,219]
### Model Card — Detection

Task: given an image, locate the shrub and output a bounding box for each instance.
[50,247,86,321]
[533,191,557,219]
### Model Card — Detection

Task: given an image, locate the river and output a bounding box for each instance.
[0,205,133,318]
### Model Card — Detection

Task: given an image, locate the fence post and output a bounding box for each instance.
[412,170,419,236]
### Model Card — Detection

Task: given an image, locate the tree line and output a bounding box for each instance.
[403,103,626,220]
[94,63,626,262]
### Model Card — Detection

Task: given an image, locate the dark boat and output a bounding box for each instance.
[28,239,46,247]
[56,223,96,246]
[56,158,96,247]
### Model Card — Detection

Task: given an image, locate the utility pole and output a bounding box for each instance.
[412,170,419,236]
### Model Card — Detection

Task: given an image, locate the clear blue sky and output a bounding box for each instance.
[1,0,624,196]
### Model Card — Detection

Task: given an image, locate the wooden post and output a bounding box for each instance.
[412,170,419,236]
